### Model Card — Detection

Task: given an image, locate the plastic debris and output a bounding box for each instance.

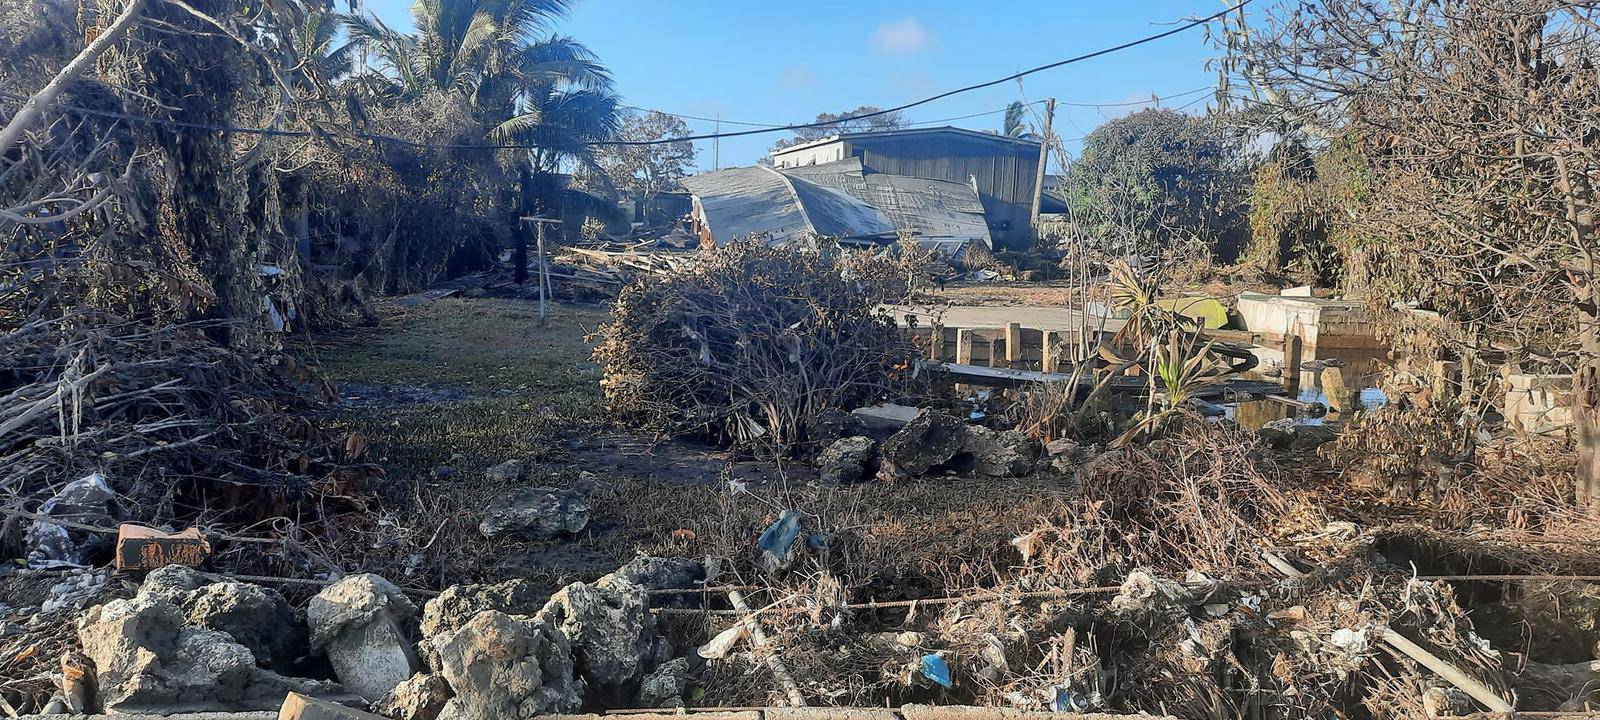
[919,654,953,688]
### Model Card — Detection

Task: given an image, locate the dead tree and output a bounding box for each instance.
[1218,0,1600,511]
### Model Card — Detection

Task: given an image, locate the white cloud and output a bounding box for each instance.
[777,64,816,89]
[870,18,935,56]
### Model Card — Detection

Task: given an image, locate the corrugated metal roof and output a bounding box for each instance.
[785,160,990,245]
[683,160,992,247]
[681,166,811,243]
[769,126,1041,159]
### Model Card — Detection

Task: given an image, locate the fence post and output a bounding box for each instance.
[956,329,974,365]
[1004,322,1023,369]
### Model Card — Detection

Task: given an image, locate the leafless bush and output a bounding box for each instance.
[593,239,915,453]
[1017,415,1314,582]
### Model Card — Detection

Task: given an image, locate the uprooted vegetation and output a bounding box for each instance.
[594,239,917,451]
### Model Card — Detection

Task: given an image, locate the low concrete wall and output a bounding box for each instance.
[1234,293,1380,351]
[1505,373,1573,434]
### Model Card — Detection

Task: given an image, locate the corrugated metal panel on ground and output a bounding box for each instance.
[681,166,811,244]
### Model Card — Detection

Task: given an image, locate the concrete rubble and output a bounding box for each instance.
[77,578,346,713]
[478,486,592,539]
[878,412,967,479]
[816,435,877,484]
[139,565,307,672]
[309,574,422,702]
[960,426,1041,477]
[374,673,453,720]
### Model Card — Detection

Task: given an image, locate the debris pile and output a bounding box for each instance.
[593,240,915,451]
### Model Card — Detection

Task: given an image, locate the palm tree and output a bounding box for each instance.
[344,0,623,247]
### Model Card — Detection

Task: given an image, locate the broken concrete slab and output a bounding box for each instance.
[961,426,1041,477]
[478,487,591,539]
[636,656,689,707]
[127,566,306,673]
[279,692,387,720]
[418,579,548,670]
[543,575,671,694]
[850,403,923,435]
[816,435,876,484]
[483,460,523,483]
[77,593,346,713]
[431,609,582,720]
[878,412,966,480]
[613,555,706,591]
[308,575,421,702]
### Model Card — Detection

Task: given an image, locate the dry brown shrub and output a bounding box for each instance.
[1018,414,1318,582]
[593,240,915,454]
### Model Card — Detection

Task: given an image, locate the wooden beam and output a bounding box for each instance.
[1003,322,1023,369]
[955,329,974,365]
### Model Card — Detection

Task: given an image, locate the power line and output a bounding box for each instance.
[0,1,1247,150]
[625,86,1213,131]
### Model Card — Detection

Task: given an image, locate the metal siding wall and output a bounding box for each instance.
[851,135,1039,249]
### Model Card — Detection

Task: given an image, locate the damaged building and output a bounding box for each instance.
[684,126,1064,253]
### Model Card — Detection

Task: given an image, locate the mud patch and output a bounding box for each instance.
[567,433,817,487]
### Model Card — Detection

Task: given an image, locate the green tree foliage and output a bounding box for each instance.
[1001,101,1027,137]
[769,105,907,153]
[345,0,621,213]
[1065,108,1254,263]
[1243,139,1345,286]
[591,110,695,208]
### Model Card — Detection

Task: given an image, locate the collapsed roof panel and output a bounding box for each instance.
[683,159,993,248]
[681,166,811,244]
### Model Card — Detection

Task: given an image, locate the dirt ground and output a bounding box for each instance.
[285,294,1600,712]
[305,298,1089,597]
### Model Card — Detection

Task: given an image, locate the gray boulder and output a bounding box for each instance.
[375,673,452,720]
[543,576,671,693]
[77,593,343,713]
[816,436,876,484]
[962,426,1042,477]
[132,566,303,671]
[309,574,421,702]
[637,656,689,707]
[431,609,581,720]
[484,460,523,483]
[419,579,548,670]
[613,555,705,591]
[479,487,590,540]
[878,412,967,479]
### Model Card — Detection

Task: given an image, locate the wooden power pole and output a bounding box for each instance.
[1028,97,1056,238]
[519,217,562,326]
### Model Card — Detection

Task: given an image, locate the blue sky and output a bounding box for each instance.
[362,1,1227,172]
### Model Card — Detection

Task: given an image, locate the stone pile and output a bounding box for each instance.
[813,411,1047,483]
[69,558,700,720]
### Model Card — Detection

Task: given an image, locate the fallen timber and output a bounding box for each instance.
[918,360,1286,401]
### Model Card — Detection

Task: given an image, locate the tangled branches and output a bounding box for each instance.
[0,311,373,534]
[1018,416,1314,582]
[594,240,915,453]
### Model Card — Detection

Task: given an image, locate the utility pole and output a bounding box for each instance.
[713,113,721,171]
[519,217,562,326]
[1028,97,1056,239]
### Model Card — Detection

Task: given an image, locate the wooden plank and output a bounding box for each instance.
[1003,322,1022,369]
[1041,330,1062,372]
[955,329,974,365]
[928,322,944,361]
